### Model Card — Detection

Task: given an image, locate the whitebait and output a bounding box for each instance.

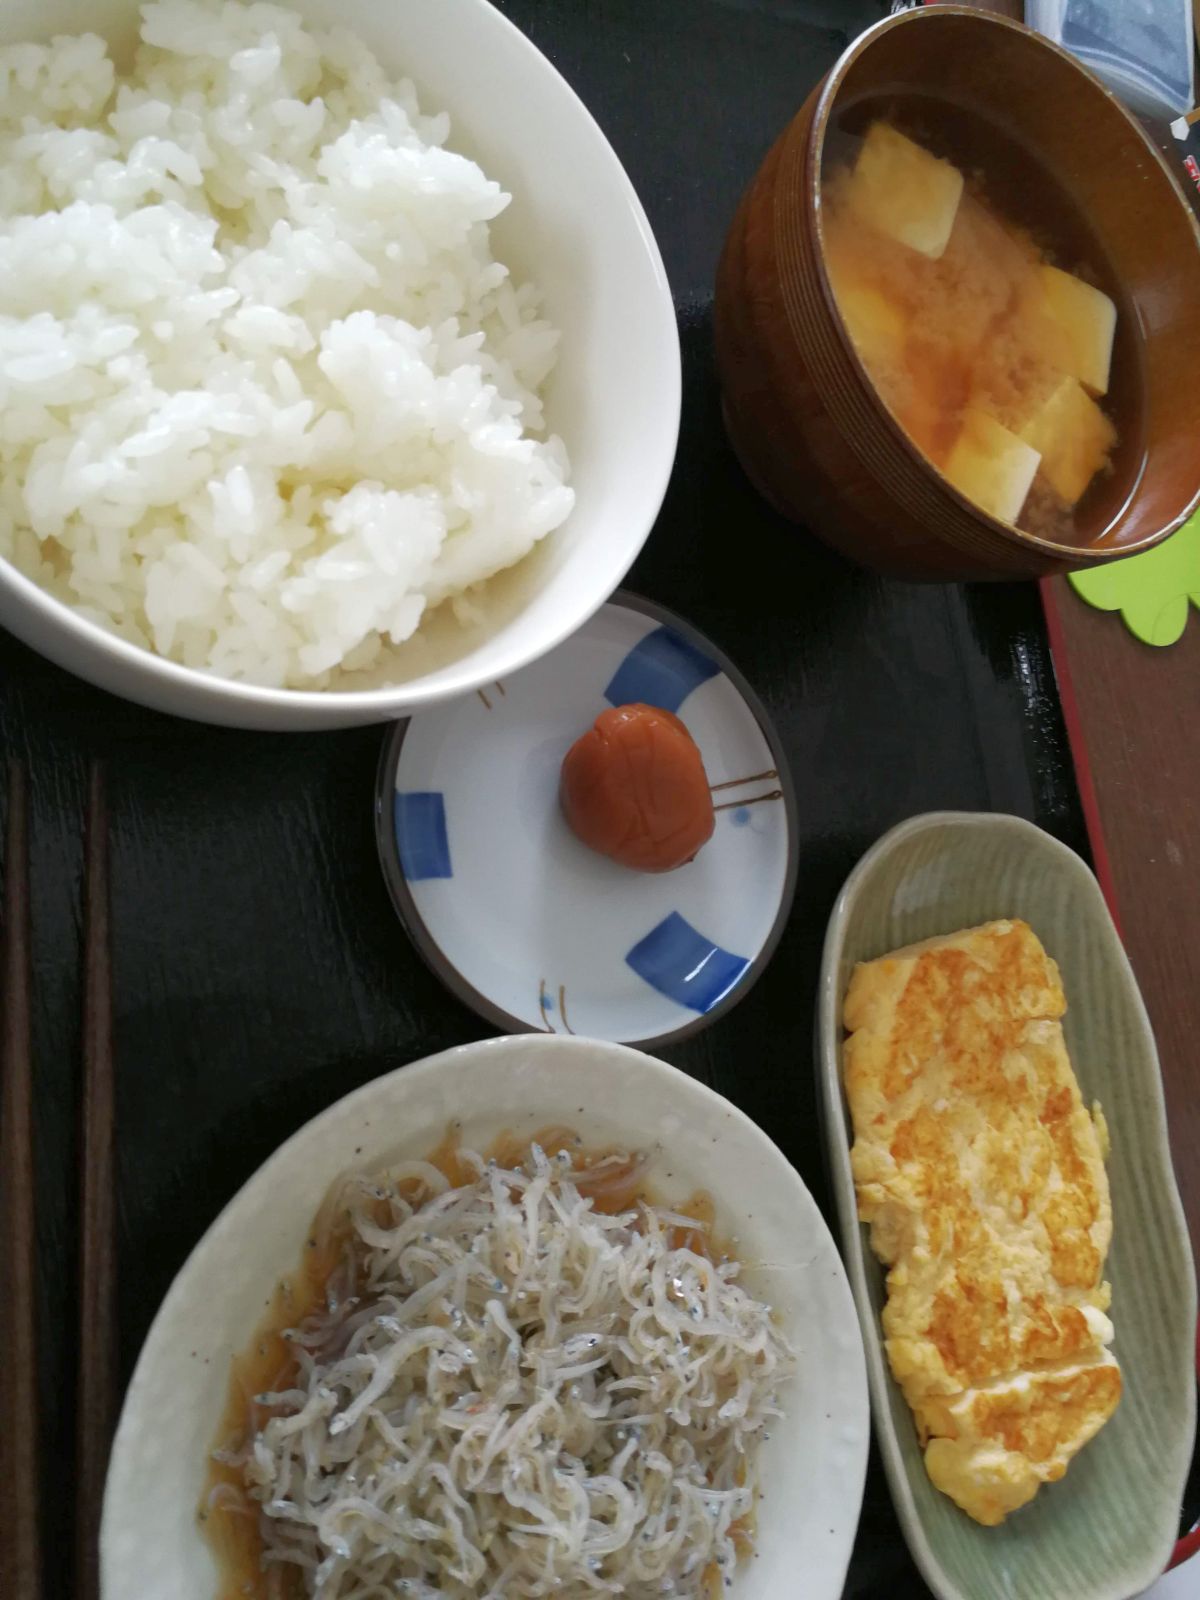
[222,1144,792,1598]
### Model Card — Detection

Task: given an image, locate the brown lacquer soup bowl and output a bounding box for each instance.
[715,6,1200,579]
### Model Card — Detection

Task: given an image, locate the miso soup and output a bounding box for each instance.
[820,100,1144,546]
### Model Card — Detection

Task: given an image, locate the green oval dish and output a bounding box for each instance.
[817,811,1196,1600]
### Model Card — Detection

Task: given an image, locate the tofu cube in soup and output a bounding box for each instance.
[1035,264,1117,397]
[847,122,965,262]
[1019,377,1117,506]
[943,408,1041,524]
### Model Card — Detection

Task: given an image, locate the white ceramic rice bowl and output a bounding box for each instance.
[101,1034,870,1598]
[0,0,680,728]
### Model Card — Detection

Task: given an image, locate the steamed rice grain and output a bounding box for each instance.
[0,1,574,688]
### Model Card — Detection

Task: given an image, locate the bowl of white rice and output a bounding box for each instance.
[0,0,680,728]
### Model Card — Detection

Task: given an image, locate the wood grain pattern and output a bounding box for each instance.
[0,2,1192,1596]
[0,326,1086,1600]
[0,763,40,1600]
[76,762,116,1600]
[1043,580,1200,1260]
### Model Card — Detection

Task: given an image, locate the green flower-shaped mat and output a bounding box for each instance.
[1069,513,1200,646]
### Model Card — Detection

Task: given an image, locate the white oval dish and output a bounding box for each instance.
[0,0,679,729]
[101,1034,870,1599]
[375,595,798,1047]
[817,811,1197,1600]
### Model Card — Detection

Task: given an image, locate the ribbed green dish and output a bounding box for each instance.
[817,812,1196,1600]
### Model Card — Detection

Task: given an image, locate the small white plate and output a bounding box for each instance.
[376,594,797,1046]
[101,1034,870,1600]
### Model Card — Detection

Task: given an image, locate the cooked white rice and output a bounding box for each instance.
[0,1,574,689]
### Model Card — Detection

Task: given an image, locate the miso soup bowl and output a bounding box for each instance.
[714,5,1200,580]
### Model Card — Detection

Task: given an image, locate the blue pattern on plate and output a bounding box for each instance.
[394,791,452,881]
[603,625,720,713]
[625,911,749,1013]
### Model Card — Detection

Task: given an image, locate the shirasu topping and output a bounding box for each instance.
[219,1143,792,1597]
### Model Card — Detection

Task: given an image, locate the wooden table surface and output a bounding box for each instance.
[1,1,1196,1595]
[0,4,1095,1595]
[1044,581,1200,1260]
[1038,106,1200,1268]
